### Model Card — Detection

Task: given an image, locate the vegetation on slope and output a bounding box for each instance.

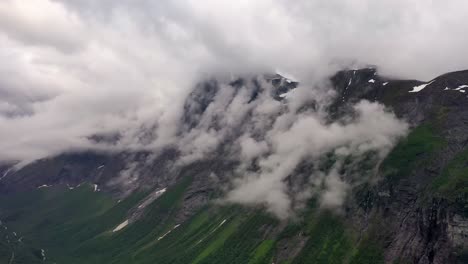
[0,123,465,263]
[381,124,445,183]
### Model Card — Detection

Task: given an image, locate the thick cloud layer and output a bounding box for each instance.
[0,0,467,215]
[226,99,408,218]
[174,75,408,218]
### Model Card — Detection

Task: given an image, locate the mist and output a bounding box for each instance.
[1,0,468,216]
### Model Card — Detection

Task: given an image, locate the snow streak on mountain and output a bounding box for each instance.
[1,0,468,216]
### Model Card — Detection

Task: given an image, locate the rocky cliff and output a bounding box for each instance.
[0,68,466,264]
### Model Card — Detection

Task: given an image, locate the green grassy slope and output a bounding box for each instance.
[381,124,445,183]
[0,123,463,263]
[0,179,281,264]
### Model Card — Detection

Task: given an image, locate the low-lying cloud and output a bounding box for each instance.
[0,0,467,216]
[173,75,408,218]
[226,98,408,218]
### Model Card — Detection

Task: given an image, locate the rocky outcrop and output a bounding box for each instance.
[1,68,467,263]
[331,68,468,263]
[448,214,468,249]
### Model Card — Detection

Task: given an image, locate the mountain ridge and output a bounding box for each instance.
[0,68,467,263]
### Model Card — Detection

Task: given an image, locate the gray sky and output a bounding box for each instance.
[0,0,468,161]
[1,0,467,217]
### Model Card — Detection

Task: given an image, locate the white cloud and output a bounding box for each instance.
[0,0,465,216]
[226,100,408,218]
[0,0,86,52]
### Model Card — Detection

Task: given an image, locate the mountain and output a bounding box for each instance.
[0,68,467,264]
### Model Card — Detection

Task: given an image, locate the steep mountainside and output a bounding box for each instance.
[0,68,467,264]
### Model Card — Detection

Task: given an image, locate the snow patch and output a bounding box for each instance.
[444,84,468,93]
[113,220,129,232]
[41,249,46,261]
[37,184,50,189]
[275,69,298,83]
[0,168,12,181]
[383,82,389,86]
[409,81,434,93]
[137,188,167,209]
[217,219,227,228]
[368,79,375,83]
[196,219,227,245]
[157,224,181,241]
[155,188,167,195]
[97,165,105,170]
[278,89,296,99]
[93,184,100,192]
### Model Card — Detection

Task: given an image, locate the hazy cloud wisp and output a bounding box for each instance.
[0,0,467,216]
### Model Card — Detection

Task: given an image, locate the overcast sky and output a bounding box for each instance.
[1,0,468,164]
[2,0,468,217]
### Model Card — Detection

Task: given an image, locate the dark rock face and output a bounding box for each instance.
[0,152,111,193]
[377,196,453,264]
[330,68,468,263]
[1,69,467,263]
[181,79,220,132]
[0,149,180,198]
